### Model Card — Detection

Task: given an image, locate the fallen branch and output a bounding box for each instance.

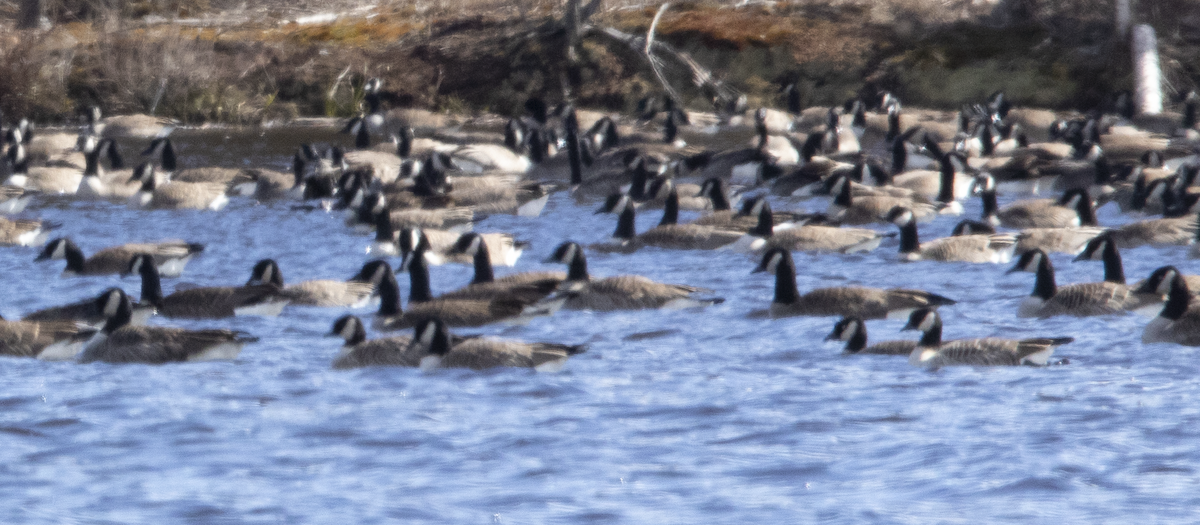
[587,22,741,106]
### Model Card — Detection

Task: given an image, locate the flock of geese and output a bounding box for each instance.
[2,82,1200,370]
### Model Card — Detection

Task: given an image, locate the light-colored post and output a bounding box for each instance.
[1132,24,1162,115]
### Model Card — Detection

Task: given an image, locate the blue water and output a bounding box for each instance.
[2,127,1198,523]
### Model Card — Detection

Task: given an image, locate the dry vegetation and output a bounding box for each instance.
[0,0,1197,124]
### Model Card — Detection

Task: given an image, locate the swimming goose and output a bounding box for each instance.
[245,259,376,308]
[1107,211,1199,249]
[5,143,83,193]
[36,237,204,277]
[595,192,743,252]
[79,288,257,364]
[250,152,308,201]
[0,217,57,247]
[22,286,155,328]
[1136,267,1200,345]
[544,241,721,310]
[407,318,585,372]
[752,247,956,319]
[124,254,290,319]
[738,200,889,254]
[889,151,975,211]
[329,315,416,369]
[142,138,256,192]
[74,139,141,199]
[976,175,1097,228]
[0,314,90,360]
[825,317,917,355]
[953,220,1103,255]
[128,164,229,210]
[392,225,525,267]
[437,232,565,303]
[902,308,1071,367]
[0,185,36,214]
[888,207,1016,263]
[828,171,937,224]
[370,259,541,331]
[1007,248,1148,317]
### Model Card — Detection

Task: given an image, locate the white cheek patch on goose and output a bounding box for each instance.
[562,244,578,264]
[765,253,782,274]
[839,323,857,341]
[467,236,483,256]
[340,319,359,340]
[51,241,67,259]
[102,291,122,317]
[418,323,437,345]
[918,313,937,333]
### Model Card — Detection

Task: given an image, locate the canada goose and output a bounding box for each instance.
[142,138,256,193]
[902,308,1071,367]
[1107,212,1199,249]
[407,318,585,372]
[73,138,140,199]
[128,164,229,211]
[544,241,721,310]
[124,254,290,318]
[0,217,57,247]
[5,143,82,193]
[976,175,1097,228]
[0,314,90,360]
[1006,248,1151,317]
[738,200,889,254]
[22,285,155,328]
[245,259,376,307]
[752,247,956,319]
[1135,267,1200,345]
[392,225,525,267]
[595,192,743,252]
[437,232,564,303]
[79,288,256,364]
[889,151,975,209]
[0,186,35,214]
[887,207,1016,263]
[369,259,540,331]
[328,315,416,369]
[250,151,308,201]
[97,113,174,139]
[828,172,937,224]
[352,193,476,233]
[36,237,203,277]
[1071,234,1169,315]
[825,317,917,355]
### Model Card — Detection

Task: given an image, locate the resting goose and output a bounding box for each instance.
[128,164,229,211]
[36,237,204,277]
[976,175,1097,229]
[0,217,57,247]
[752,247,956,319]
[437,232,564,303]
[736,200,889,254]
[594,192,743,253]
[1138,266,1200,345]
[79,288,257,364]
[544,241,722,310]
[1007,248,1153,317]
[0,314,90,361]
[329,315,416,369]
[124,254,290,319]
[407,318,585,372]
[888,207,1016,263]
[371,260,543,331]
[245,259,376,308]
[902,308,1071,367]
[827,172,937,224]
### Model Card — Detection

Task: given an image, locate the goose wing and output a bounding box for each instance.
[333,336,416,369]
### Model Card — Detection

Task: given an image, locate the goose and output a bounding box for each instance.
[96,112,174,139]
[952,220,1104,255]
[437,232,565,303]
[74,138,141,199]
[0,186,36,214]
[1107,212,1199,249]
[0,314,91,361]
[976,175,1097,228]
[370,259,542,331]
[737,200,889,254]
[407,318,585,372]
[752,247,956,319]
[328,314,416,369]
[5,142,83,193]
[825,317,917,356]
[595,192,743,252]
[1137,267,1200,345]
[1006,248,1151,317]
[22,286,155,328]
[352,193,476,233]
[0,217,57,247]
[79,288,256,364]
[887,207,1016,263]
[544,241,722,310]
[36,237,204,277]
[902,308,1071,367]
[124,254,290,318]
[245,259,376,308]
[889,151,975,212]
[142,138,256,192]
[128,164,229,210]
[250,151,308,201]
[827,171,937,224]
[391,225,525,267]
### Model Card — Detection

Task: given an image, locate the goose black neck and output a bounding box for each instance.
[980,190,998,220]
[897,221,920,254]
[346,322,366,346]
[355,121,371,149]
[833,177,853,207]
[64,242,86,274]
[471,242,495,284]
[708,183,731,211]
[886,111,899,142]
[566,128,583,185]
[397,128,413,158]
[936,156,956,203]
[102,300,133,335]
[1032,256,1057,300]
[407,253,433,303]
[773,254,801,304]
[1101,241,1126,284]
[139,262,164,308]
[292,153,307,186]
[613,206,636,240]
[84,149,101,177]
[918,317,943,346]
[891,138,906,174]
[1162,275,1191,321]
[567,250,589,281]
[659,191,679,226]
[845,327,867,352]
[628,163,650,201]
[749,202,774,237]
[1075,195,1097,226]
[377,272,403,316]
[429,325,452,356]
